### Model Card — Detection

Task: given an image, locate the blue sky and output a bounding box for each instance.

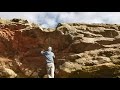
[0,12,120,28]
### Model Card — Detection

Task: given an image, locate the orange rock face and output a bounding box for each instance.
[1,19,120,78]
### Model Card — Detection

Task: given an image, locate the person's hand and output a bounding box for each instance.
[41,51,44,54]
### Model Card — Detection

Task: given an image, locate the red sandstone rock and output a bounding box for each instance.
[0,19,120,78]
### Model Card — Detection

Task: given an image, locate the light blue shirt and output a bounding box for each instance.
[41,50,55,63]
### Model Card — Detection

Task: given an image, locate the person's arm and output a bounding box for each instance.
[53,53,56,65]
[53,53,55,58]
[41,50,45,55]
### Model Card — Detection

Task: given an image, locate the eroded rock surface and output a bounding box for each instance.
[0,18,120,78]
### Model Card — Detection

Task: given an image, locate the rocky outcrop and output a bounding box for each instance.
[0,57,17,78]
[1,18,120,78]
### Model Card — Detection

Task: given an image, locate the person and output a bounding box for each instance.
[41,47,55,78]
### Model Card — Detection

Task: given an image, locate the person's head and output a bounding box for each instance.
[48,47,52,51]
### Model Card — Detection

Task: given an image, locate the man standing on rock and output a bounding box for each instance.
[41,47,55,78]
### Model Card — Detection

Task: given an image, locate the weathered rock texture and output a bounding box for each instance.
[0,18,120,78]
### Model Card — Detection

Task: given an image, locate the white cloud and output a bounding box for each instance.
[0,12,39,23]
[0,12,120,28]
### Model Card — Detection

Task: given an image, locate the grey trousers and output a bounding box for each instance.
[46,63,55,78]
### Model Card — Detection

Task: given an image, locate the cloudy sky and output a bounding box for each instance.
[0,12,120,28]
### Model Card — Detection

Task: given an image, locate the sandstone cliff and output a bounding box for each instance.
[0,18,120,78]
